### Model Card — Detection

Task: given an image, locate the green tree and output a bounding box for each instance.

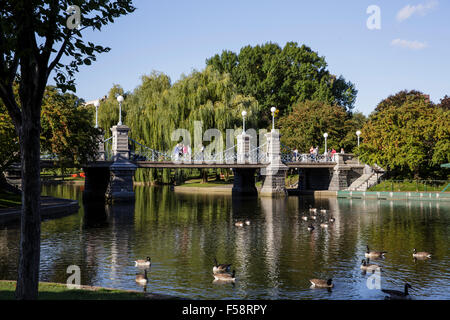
[0,103,19,178]
[40,86,101,165]
[206,42,357,124]
[0,1,135,299]
[278,100,351,153]
[358,91,449,178]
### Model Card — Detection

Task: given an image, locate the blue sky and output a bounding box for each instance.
[63,0,450,115]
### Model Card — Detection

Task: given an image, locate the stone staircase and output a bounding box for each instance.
[347,164,385,191]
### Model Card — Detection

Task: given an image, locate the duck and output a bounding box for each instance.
[329,216,335,223]
[213,258,232,274]
[309,278,333,288]
[135,269,148,285]
[311,215,317,220]
[320,221,329,228]
[213,270,236,282]
[134,257,151,267]
[235,221,244,227]
[307,225,315,231]
[309,206,317,213]
[301,215,308,221]
[365,245,387,259]
[245,220,251,226]
[382,283,412,300]
[360,259,382,273]
[412,248,431,259]
[320,208,328,214]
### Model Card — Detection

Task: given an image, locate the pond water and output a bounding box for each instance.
[0,185,449,300]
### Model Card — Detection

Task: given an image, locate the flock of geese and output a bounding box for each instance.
[303,206,432,299]
[132,205,433,299]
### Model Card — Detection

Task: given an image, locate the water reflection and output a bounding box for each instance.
[0,184,448,300]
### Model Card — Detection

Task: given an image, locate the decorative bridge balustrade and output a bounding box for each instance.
[100,137,336,165]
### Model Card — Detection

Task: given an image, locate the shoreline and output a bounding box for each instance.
[0,196,79,225]
[0,280,182,300]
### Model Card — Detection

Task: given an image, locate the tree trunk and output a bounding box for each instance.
[15,113,41,300]
[201,169,208,183]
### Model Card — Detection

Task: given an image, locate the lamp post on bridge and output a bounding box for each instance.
[117,95,124,125]
[323,132,328,159]
[270,107,277,131]
[94,100,100,128]
[356,130,361,164]
[356,130,361,148]
[242,110,247,134]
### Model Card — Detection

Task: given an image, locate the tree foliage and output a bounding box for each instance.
[206,42,357,124]
[277,100,363,153]
[358,91,449,178]
[0,0,135,300]
[41,86,101,165]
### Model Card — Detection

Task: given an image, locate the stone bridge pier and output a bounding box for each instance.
[260,130,288,197]
[105,124,137,203]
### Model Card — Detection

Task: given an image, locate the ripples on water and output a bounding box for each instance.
[0,185,448,300]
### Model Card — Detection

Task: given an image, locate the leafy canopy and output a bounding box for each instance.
[206,42,357,126]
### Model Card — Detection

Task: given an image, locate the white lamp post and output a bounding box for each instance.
[94,100,100,128]
[270,107,277,131]
[356,130,361,164]
[323,132,328,156]
[117,95,124,125]
[242,110,247,133]
[356,130,361,148]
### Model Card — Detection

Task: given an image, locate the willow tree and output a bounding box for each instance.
[0,1,135,299]
[124,67,262,183]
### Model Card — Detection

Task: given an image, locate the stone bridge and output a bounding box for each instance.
[6,123,370,202]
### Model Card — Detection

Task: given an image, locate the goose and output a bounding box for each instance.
[235,221,244,227]
[360,259,382,272]
[135,269,148,285]
[365,245,387,259]
[320,208,328,214]
[320,221,329,228]
[412,248,431,259]
[382,283,412,300]
[134,257,151,267]
[307,225,315,231]
[309,206,317,213]
[245,220,251,226]
[329,216,335,223]
[311,215,317,220]
[213,270,236,282]
[301,215,308,221]
[309,278,333,288]
[213,258,232,274]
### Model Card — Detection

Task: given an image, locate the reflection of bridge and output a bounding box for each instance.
[8,122,368,202]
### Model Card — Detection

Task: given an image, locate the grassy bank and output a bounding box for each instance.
[368,180,449,192]
[0,281,150,300]
[177,178,233,187]
[0,191,21,209]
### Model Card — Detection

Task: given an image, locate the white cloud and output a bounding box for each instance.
[396,0,438,22]
[391,38,428,50]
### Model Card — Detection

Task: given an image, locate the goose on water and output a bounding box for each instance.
[135,269,148,285]
[309,278,333,288]
[213,258,232,274]
[360,259,382,273]
[412,248,431,259]
[365,245,387,259]
[382,283,412,300]
[134,257,151,267]
[213,270,236,282]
